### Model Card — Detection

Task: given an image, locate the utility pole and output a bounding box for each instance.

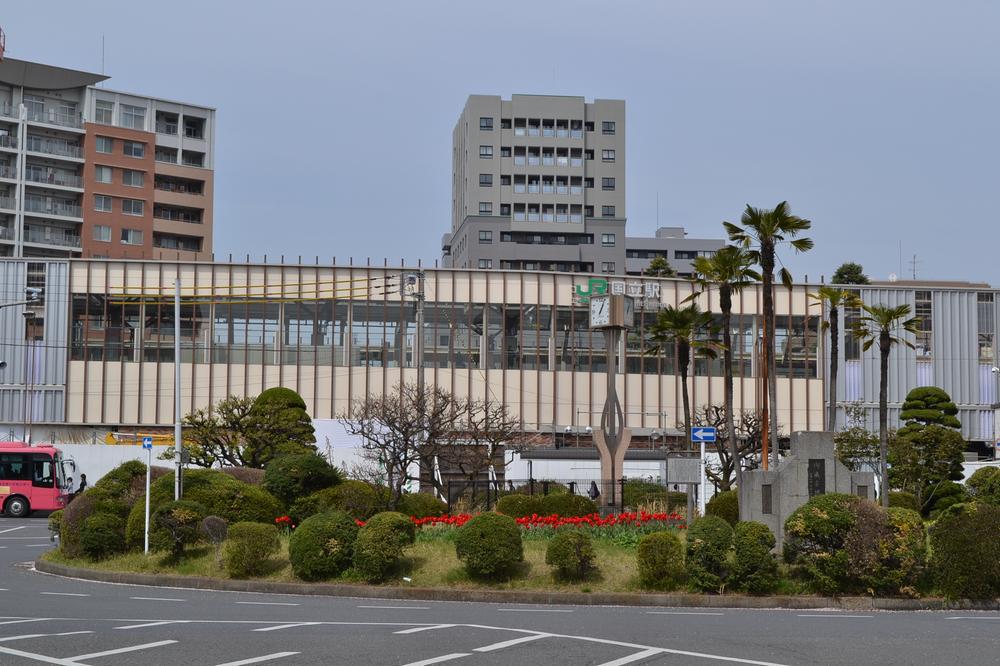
[173,278,182,500]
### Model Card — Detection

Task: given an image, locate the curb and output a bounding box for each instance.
[34,559,1000,611]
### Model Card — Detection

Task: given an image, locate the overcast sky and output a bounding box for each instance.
[4,1,998,283]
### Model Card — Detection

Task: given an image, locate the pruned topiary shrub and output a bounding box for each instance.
[783,493,861,594]
[888,491,920,513]
[731,521,778,595]
[929,503,1000,600]
[496,494,543,518]
[48,509,63,540]
[454,512,523,579]
[353,511,416,583]
[153,500,206,558]
[223,522,281,578]
[539,493,597,517]
[397,492,448,518]
[705,490,739,526]
[637,531,685,590]
[842,502,927,596]
[923,480,967,519]
[966,467,1000,506]
[263,453,342,508]
[685,516,733,592]
[326,480,387,521]
[79,513,126,560]
[289,510,359,581]
[545,530,596,581]
[60,492,98,558]
[219,467,265,486]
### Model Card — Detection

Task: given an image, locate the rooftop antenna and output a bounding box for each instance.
[909,254,920,280]
[656,190,659,230]
[0,26,6,62]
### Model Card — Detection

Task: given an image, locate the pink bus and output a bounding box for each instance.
[0,442,74,517]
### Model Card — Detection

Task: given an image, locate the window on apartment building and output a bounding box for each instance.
[584,205,594,217]
[584,178,594,189]
[120,228,144,245]
[120,104,146,130]
[601,261,616,273]
[915,290,933,358]
[601,205,615,217]
[601,177,616,190]
[584,121,594,131]
[94,195,112,212]
[92,224,111,242]
[95,100,114,125]
[479,202,492,215]
[602,149,616,162]
[601,233,616,247]
[123,141,145,158]
[675,250,697,260]
[500,146,511,158]
[978,293,996,363]
[94,166,112,184]
[584,149,594,160]
[499,203,511,216]
[602,121,616,135]
[479,145,493,158]
[478,259,492,269]
[122,199,144,216]
[479,230,492,243]
[500,175,511,186]
[122,170,144,187]
[501,118,512,129]
[479,173,493,187]
[183,117,205,139]
[479,117,493,131]
[95,136,113,154]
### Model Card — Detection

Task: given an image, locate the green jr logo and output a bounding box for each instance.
[574,278,608,304]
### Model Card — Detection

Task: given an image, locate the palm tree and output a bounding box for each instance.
[647,303,720,444]
[689,246,760,488]
[851,304,920,507]
[724,202,813,469]
[809,287,862,431]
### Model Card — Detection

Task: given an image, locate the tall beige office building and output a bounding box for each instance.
[443,94,626,274]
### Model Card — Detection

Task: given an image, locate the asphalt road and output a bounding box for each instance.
[0,515,998,665]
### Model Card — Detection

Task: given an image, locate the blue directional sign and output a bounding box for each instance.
[141,436,153,450]
[691,427,717,443]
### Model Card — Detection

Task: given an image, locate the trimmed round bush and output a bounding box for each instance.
[888,491,920,513]
[222,522,281,578]
[545,530,596,581]
[783,493,861,594]
[731,522,778,595]
[685,516,733,592]
[966,467,1000,506]
[326,480,387,521]
[924,481,967,519]
[540,493,597,517]
[289,510,359,581]
[706,490,739,526]
[637,531,685,590]
[60,492,98,558]
[152,500,206,557]
[842,502,927,595]
[454,512,523,579]
[496,494,543,518]
[220,467,265,486]
[79,512,126,560]
[353,511,416,582]
[929,503,1000,600]
[263,454,342,507]
[288,487,336,525]
[397,492,448,518]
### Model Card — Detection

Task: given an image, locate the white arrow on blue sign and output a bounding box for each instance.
[691,427,717,442]
[142,436,153,449]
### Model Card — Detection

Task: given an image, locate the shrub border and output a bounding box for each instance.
[33,557,1000,611]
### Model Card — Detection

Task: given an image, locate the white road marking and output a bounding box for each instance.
[0,645,84,665]
[235,601,300,606]
[402,654,470,666]
[253,622,320,632]
[0,618,48,626]
[647,611,725,616]
[40,592,89,597]
[497,608,573,613]
[25,544,51,547]
[0,631,92,642]
[357,605,429,610]
[797,614,873,619]
[129,596,185,602]
[70,639,178,660]
[395,624,456,634]
[947,616,1000,620]
[214,652,300,666]
[597,648,665,666]
[474,633,550,652]
[0,526,25,535]
[115,621,186,630]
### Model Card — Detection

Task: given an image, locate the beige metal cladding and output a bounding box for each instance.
[64,260,823,434]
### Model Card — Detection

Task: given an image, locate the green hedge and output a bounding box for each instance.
[496,494,543,518]
[705,490,739,526]
[966,467,1000,506]
[545,530,596,581]
[783,493,860,594]
[326,480,388,521]
[288,510,359,581]
[731,522,778,595]
[79,513,126,560]
[152,500,206,558]
[539,493,597,517]
[685,516,733,592]
[396,493,447,518]
[888,491,920,513]
[637,531,685,590]
[929,503,1000,600]
[353,511,416,582]
[263,454,341,507]
[454,512,523,579]
[222,522,281,578]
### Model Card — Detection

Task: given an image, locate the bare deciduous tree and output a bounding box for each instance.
[693,405,768,491]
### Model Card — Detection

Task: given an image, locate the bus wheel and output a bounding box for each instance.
[5,496,29,518]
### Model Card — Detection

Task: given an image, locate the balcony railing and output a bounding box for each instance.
[24,197,82,218]
[0,103,14,119]
[25,136,82,159]
[0,226,12,240]
[0,164,16,179]
[0,195,15,210]
[0,135,17,150]
[26,108,83,129]
[156,121,178,135]
[181,155,204,167]
[154,210,203,224]
[24,226,81,248]
[25,170,83,188]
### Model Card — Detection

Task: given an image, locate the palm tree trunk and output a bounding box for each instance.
[679,340,692,445]
[720,289,739,489]
[878,330,890,508]
[761,248,779,469]
[828,306,839,431]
